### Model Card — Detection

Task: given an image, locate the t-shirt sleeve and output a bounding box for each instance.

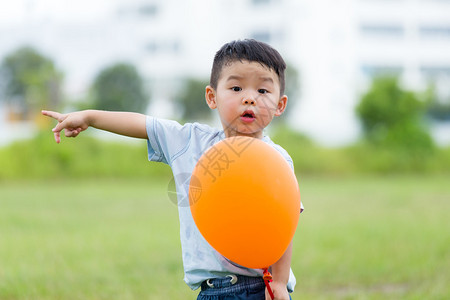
[146,116,192,165]
[270,143,304,213]
[280,160,305,213]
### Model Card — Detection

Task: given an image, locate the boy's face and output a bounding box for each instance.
[205,60,287,139]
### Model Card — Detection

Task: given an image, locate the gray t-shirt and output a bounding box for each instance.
[146,116,300,291]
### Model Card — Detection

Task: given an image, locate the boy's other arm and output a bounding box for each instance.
[42,110,147,143]
[266,241,292,300]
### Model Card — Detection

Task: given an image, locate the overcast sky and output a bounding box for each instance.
[0,0,112,24]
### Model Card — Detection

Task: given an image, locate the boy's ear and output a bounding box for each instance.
[275,95,288,117]
[205,85,217,109]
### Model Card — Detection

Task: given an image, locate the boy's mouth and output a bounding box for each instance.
[240,110,256,123]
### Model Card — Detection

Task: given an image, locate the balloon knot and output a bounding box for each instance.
[263,268,273,282]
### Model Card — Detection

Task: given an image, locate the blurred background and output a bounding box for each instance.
[1,1,450,299]
[1,0,450,177]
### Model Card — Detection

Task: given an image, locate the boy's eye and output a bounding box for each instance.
[231,86,242,92]
[258,89,268,94]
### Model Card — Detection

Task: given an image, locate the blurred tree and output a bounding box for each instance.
[177,78,211,121]
[424,83,450,121]
[0,46,63,120]
[356,76,434,151]
[91,63,148,113]
[283,64,300,118]
[428,101,450,121]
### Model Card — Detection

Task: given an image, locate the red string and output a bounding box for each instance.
[263,268,274,300]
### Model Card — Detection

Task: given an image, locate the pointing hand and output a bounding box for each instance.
[41,110,88,143]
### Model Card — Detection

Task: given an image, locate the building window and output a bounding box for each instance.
[138,4,158,17]
[419,26,450,39]
[146,41,159,53]
[146,40,181,54]
[420,0,450,2]
[360,24,404,38]
[421,66,450,79]
[361,64,404,77]
[252,0,271,5]
[251,31,271,43]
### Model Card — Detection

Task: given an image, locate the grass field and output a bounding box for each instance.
[1,176,449,300]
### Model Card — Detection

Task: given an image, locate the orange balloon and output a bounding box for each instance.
[189,136,301,269]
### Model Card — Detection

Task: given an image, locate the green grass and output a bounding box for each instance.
[293,175,450,300]
[1,176,449,300]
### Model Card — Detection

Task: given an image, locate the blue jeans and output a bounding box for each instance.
[197,275,292,300]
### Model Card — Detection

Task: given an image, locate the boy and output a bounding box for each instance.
[42,39,301,300]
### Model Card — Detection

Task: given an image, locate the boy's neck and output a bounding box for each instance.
[223,129,264,139]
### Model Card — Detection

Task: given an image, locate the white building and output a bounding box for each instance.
[285,0,450,145]
[1,0,449,146]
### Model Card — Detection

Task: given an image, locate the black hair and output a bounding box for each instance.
[210,39,286,95]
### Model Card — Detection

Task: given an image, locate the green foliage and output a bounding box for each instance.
[1,126,449,180]
[0,46,63,118]
[0,131,171,180]
[356,76,435,155]
[346,143,435,174]
[0,122,449,181]
[357,77,423,138]
[176,78,211,121]
[271,126,357,175]
[91,63,148,113]
[271,126,450,175]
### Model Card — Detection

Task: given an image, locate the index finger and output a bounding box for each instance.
[41,110,64,122]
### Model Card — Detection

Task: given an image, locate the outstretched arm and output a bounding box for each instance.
[41,110,147,143]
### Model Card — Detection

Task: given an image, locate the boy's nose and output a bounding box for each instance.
[242,97,256,106]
